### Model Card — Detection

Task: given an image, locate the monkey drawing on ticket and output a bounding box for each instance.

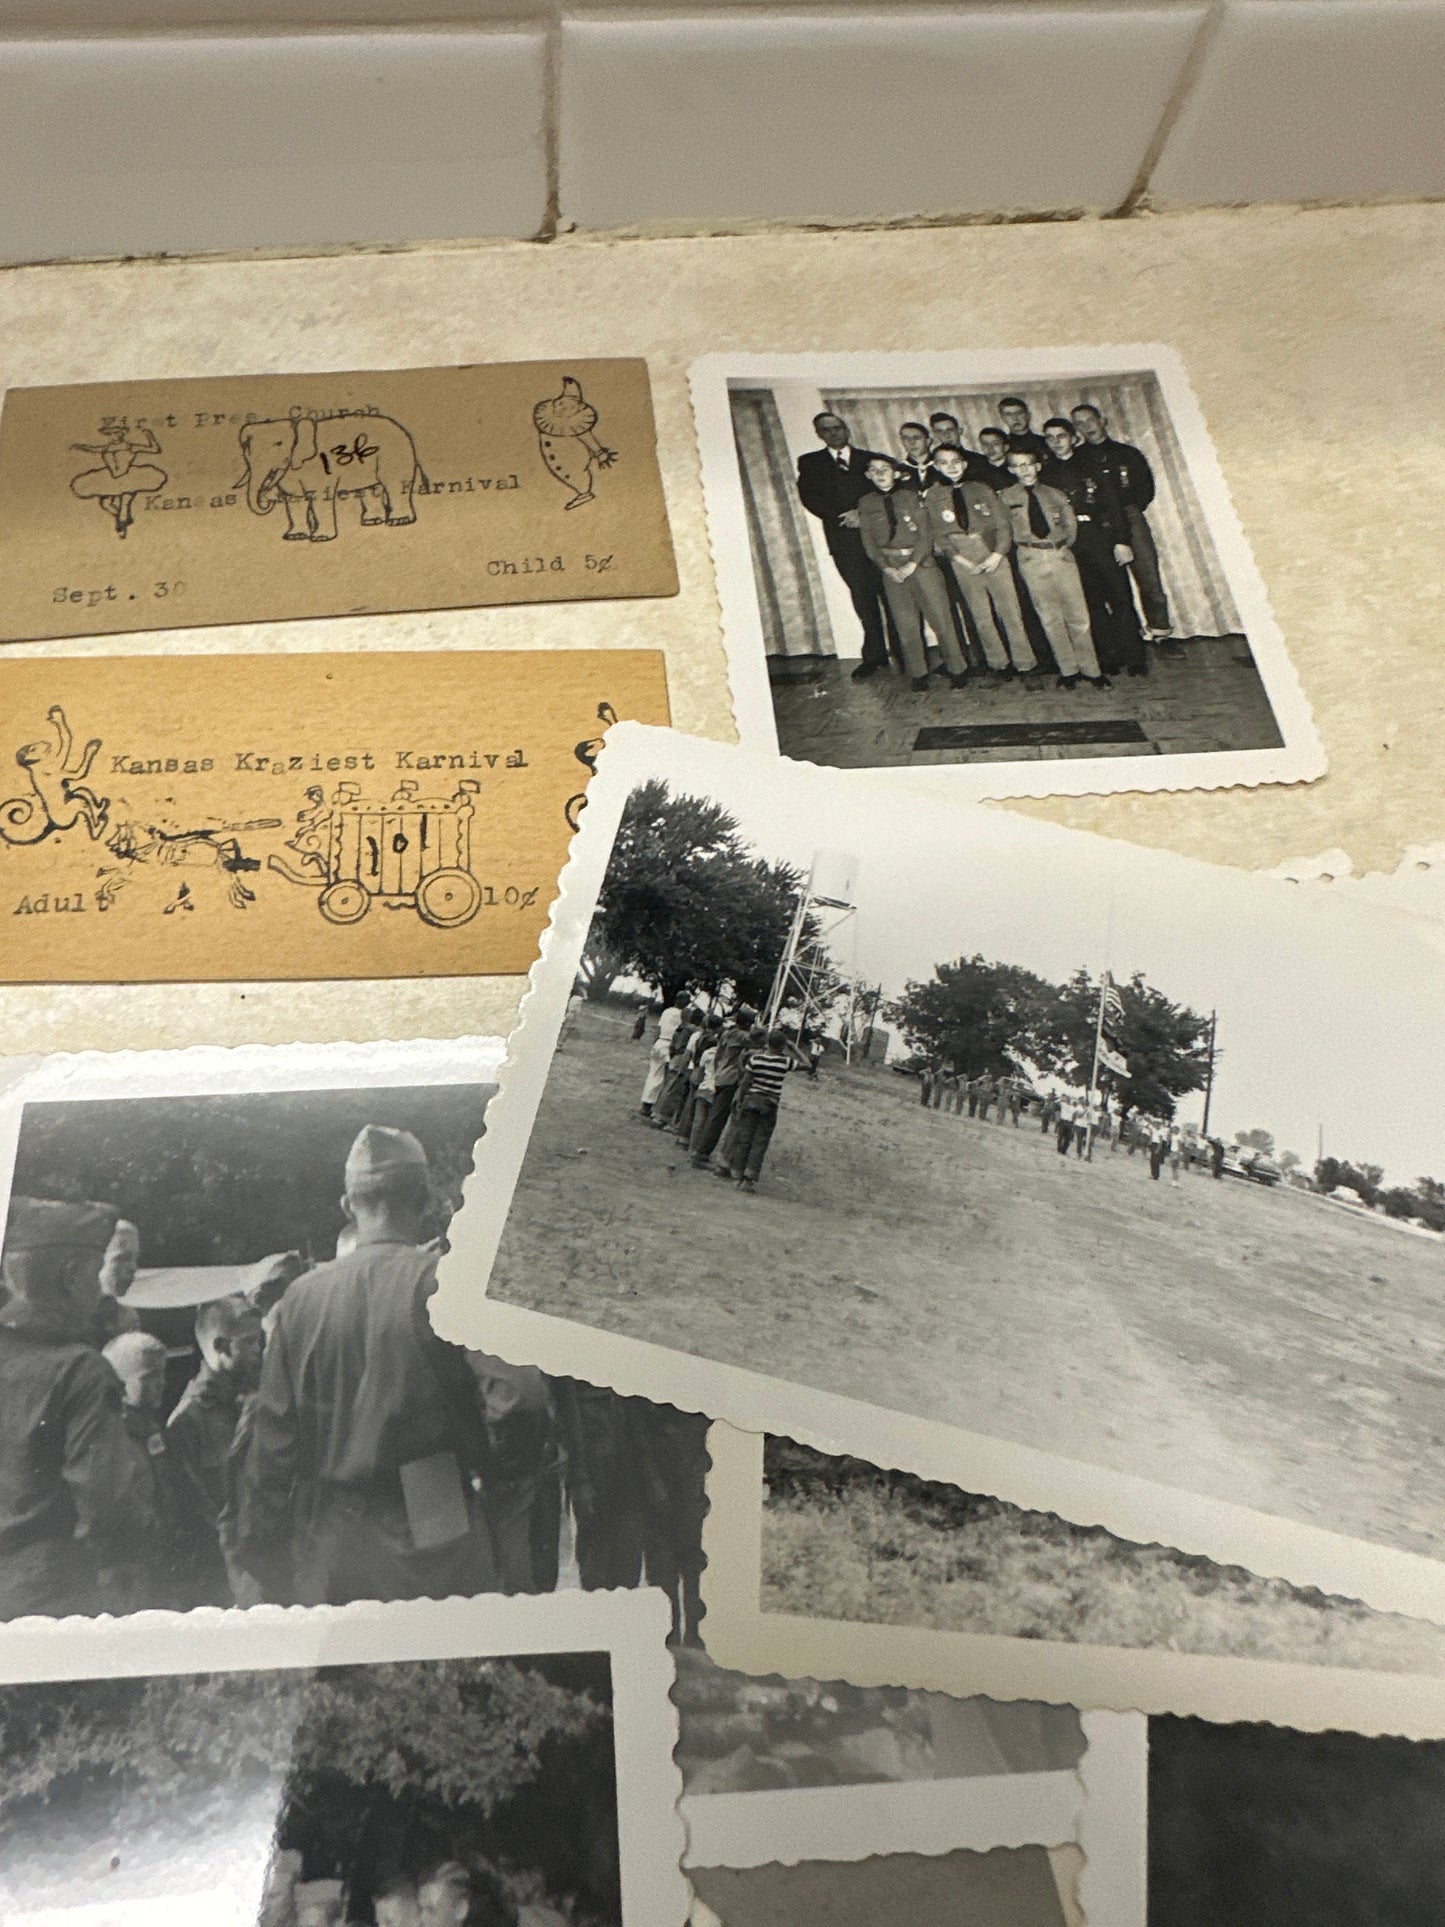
[0,705,110,846]
[533,377,617,508]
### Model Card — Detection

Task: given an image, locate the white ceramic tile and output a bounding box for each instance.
[0,0,540,22]
[558,7,1205,230]
[0,30,548,265]
[1150,0,1445,206]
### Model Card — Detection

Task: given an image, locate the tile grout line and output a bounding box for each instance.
[1108,0,1227,218]
[537,12,563,240]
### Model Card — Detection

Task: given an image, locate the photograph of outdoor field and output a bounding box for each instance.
[471,732,1445,1597]
[760,1438,1445,1678]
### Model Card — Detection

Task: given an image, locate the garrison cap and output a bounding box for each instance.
[344,1124,429,1187]
[4,1197,118,1255]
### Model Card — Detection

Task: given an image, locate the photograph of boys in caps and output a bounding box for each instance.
[0,1085,709,1634]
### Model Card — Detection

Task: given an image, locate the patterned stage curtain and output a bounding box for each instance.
[822,376,1243,639]
[730,387,837,658]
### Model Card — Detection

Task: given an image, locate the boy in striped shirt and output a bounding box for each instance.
[715,1028,794,1193]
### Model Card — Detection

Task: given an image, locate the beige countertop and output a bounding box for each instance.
[2,202,1441,1053]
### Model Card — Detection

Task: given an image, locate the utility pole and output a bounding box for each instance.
[1200,1010,1218,1137]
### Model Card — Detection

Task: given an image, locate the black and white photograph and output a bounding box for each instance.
[674,1644,1084,1868]
[436,725,1445,1632]
[0,1041,708,1640]
[699,1426,1445,1739]
[0,1589,685,1927]
[690,350,1321,798]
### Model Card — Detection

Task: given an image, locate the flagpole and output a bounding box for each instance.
[1085,972,1108,1162]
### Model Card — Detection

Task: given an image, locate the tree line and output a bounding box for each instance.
[890,956,1210,1123]
[582,778,832,1012]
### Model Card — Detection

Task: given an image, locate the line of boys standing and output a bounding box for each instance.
[923,1068,1119,1160]
[919,1066,1028,1125]
[796,395,1175,694]
[924,1069,1224,1181]
[639,994,803,1194]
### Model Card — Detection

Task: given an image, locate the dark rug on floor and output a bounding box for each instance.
[914,719,1151,750]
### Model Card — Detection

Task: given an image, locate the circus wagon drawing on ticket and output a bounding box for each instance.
[269,776,485,928]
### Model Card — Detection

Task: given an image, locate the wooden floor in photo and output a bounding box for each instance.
[769,637,1283,767]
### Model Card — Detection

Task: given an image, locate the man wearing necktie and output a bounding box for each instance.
[926,445,1037,676]
[1040,417,1147,678]
[997,450,1109,689]
[857,457,969,692]
[795,412,897,680]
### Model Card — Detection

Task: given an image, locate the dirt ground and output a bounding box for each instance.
[490,1006,1445,1563]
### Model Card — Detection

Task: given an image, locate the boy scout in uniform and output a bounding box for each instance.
[998,451,1107,688]
[101,1329,185,1610]
[168,1291,265,1606]
[927,413,990,485]
[236,1125,496,1607]
[926,446,1037,676]
[975,427,1019,492]
[1071,403,1173,639]
[1040,418,1147,678]
[998,397,1051,465]
[0,1198,155,1620]
[857,458,969,691]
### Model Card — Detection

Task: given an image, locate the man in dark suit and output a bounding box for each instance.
[795,412,896,681]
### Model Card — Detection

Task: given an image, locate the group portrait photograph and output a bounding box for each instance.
[0,1049,708,1644]
[691,350,1320,796]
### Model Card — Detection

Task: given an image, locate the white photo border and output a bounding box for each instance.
[689,347,1324,801]
[699,1422,1445,1742]
[680,1767,1083,1873]
[1077,1711,1148,1927]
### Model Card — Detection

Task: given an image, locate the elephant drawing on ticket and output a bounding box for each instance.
[236,414,426,543]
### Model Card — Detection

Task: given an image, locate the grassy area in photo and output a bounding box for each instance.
[761,1454,1445,1675]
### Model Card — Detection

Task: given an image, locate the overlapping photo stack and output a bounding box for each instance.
[0,340,1439,1927]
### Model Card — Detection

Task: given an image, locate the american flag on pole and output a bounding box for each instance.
[1101,974,1126,1036]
